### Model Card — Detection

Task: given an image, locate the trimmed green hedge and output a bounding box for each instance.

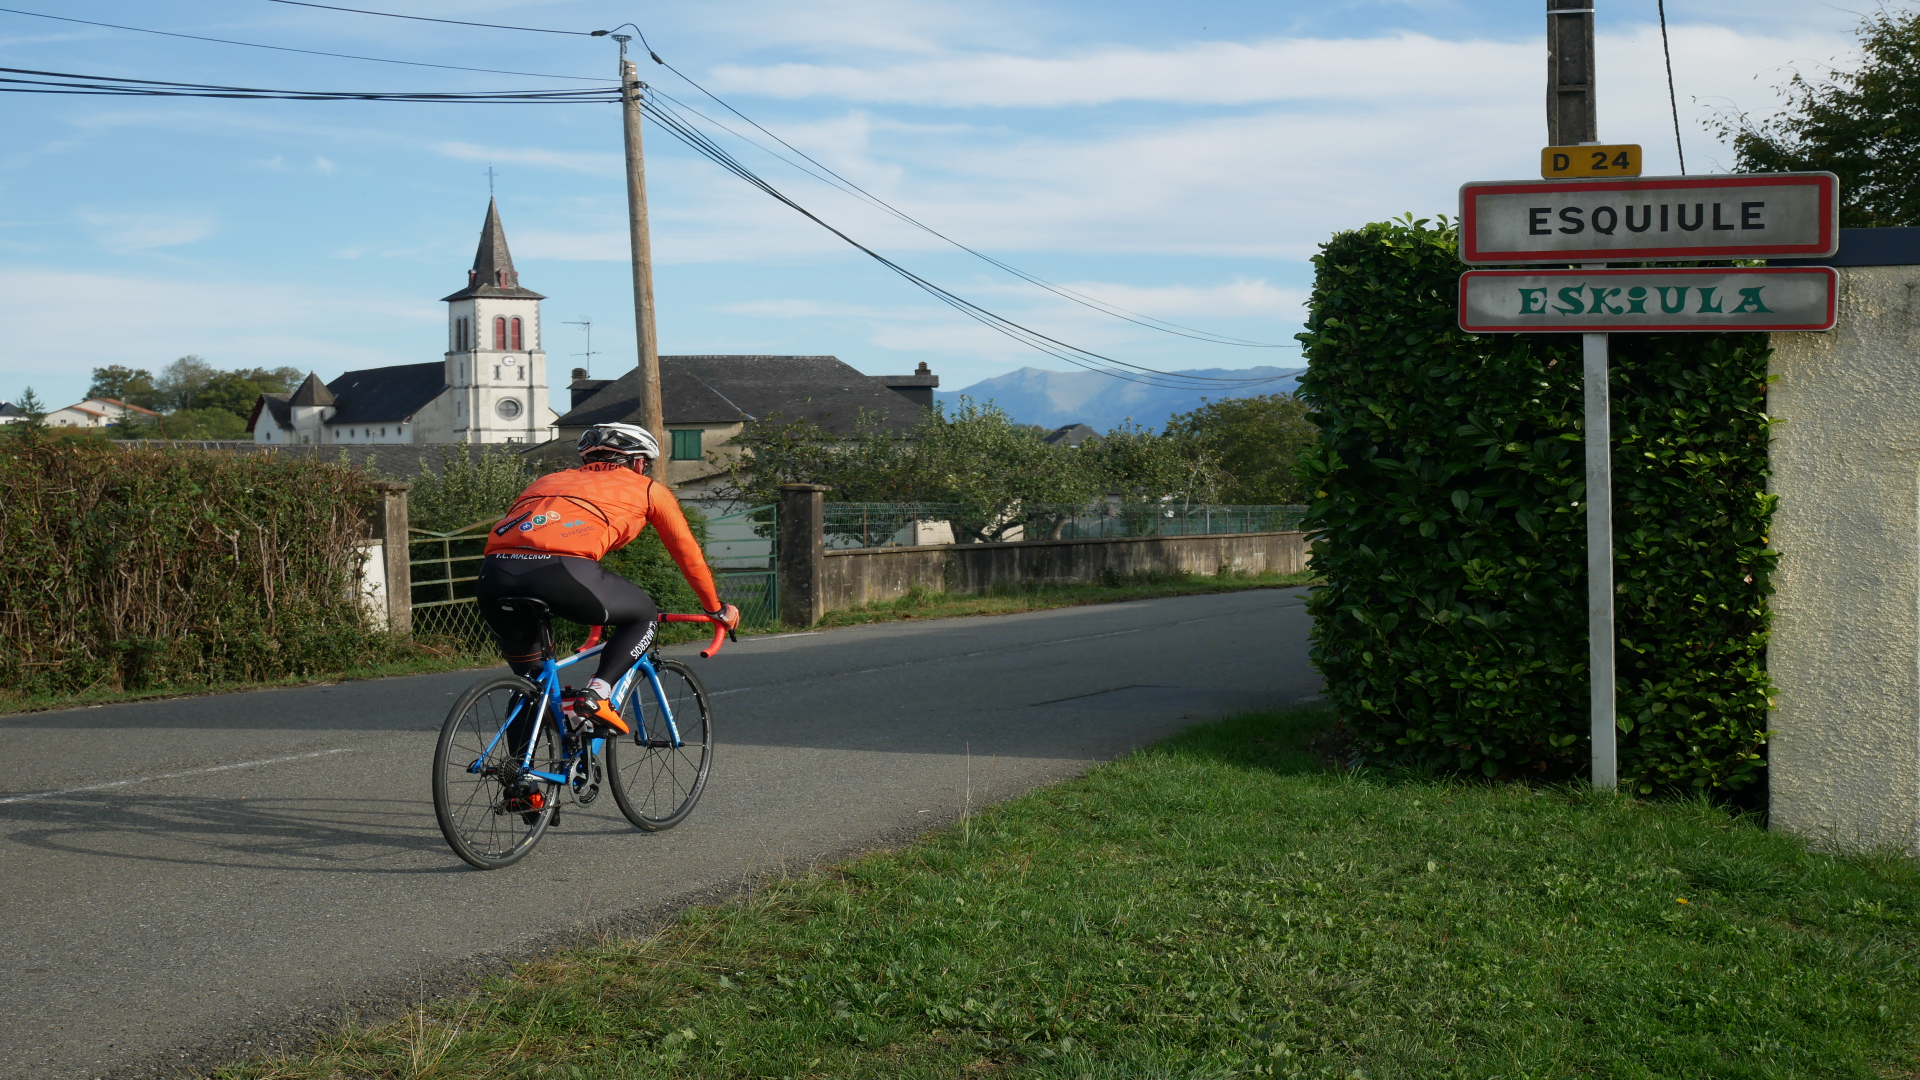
[1296,216,1774,793]
[0,434,402,696]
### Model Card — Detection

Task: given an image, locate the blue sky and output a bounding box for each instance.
[0,0,1866,410]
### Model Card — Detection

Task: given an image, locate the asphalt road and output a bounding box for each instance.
[0,588,1319,1080]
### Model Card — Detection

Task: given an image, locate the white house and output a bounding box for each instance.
[248,198,556,446]
[45,397,158,429]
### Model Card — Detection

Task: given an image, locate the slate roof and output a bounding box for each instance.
[441,198,545,302]
[556,355,923,435]
[288,372,336,407]
[250,393,291,433]
[1043,423,1099,448]
[249,363,447,432]
[0,401,22,419]
[323,362,448,424]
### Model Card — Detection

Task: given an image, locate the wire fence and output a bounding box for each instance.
[821,502,1309,549]
[405,509,780,651]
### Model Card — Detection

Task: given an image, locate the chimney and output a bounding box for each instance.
[571,368,588,379]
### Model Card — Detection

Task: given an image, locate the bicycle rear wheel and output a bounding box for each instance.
[607,658,713,831]
[432,674,558,869]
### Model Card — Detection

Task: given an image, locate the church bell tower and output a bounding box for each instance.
[441,198,550,444]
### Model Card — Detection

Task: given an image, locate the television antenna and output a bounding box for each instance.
[563,316,597,374]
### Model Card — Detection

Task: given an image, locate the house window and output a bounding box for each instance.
[670,429,702,461]
[493,316,507,350]
[510,317,523,351]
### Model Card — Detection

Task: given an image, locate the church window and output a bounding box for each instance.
[497,270,507,287]
[494,366,501,381]
[671,429,702,461]
[510,317,523,351]
[493,316,507,350]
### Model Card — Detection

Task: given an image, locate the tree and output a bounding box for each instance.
[87,366,160,410]
[1164,393,1316,504]
[1712,9,1920,227]
[14,387,46,423]
[154,356,218,413]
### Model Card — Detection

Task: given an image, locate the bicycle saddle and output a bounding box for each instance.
[495,597,552,616]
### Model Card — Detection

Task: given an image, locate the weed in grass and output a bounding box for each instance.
[221,707,1920,1080]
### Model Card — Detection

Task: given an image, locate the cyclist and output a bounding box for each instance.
[477,422,738,737]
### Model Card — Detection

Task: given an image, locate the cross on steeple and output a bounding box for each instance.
[485,164,497,198]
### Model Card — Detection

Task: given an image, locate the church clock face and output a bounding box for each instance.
[496,397,523,420]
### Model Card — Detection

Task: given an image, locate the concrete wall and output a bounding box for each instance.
[1769,263,1920,856]
[819,531,1306,613]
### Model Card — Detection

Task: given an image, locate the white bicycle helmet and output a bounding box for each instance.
[577,422,660,463]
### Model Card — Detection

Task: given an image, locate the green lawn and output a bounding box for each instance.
[224,707,1920,1079]
[814,569,1317,629]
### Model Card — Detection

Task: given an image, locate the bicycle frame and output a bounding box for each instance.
[467,640,679,790]
[465,612,727,793]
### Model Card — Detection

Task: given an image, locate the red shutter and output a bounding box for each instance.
[494,317,507,350]
[511,317,523,351]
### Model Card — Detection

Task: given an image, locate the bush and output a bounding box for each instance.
[0,434,401,696]
[1296,216,1774,793]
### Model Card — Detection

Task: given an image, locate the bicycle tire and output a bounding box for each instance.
[432,673,559,869]
[606,658,713,831]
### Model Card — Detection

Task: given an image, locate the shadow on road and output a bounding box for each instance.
[0,794,470,874]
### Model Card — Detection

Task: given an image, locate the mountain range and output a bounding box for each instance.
[936,365,1306,433]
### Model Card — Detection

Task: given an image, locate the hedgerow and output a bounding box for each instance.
[1295,216,1774,793]
[0,433,403,696]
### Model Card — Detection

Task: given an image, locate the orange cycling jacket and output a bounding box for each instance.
[483,462,722,612]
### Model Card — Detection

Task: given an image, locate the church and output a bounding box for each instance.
[248,199,555,446]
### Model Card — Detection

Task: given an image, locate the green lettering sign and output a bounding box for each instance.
[1517,288,1548,314]
[1729,287,1772,314]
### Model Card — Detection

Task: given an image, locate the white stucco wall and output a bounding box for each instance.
[1768,263,1920,856]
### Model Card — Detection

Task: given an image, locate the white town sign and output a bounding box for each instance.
[1458,266,1839,334]
[1458,172,1839,264]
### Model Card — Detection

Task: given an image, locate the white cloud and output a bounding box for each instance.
[0,268,439,405]
[707,33,1535,107]
[79,210,217,253]
[621,23,1857,266]
[435,141,622,175]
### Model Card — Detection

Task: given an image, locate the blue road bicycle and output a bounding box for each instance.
[431,598,731,870]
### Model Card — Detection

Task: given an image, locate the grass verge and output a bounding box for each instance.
[222,707,1920,1079]
[815,568,1318,629]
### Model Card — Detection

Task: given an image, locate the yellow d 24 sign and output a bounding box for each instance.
[1542,144,1642,178]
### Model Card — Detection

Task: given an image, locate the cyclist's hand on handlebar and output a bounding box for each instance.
[709,603,740,630]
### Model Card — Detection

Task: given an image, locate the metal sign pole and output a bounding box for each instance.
[1583,330,1617,788]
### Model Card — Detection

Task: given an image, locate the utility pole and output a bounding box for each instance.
[614,35,666,452]
[1547,0,1616,789]
[1546,0,1596,146]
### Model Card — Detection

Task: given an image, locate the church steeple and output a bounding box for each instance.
[441,198,546,302]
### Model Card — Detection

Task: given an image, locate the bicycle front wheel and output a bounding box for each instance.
[607,658,713,831]
[432,673,558,869]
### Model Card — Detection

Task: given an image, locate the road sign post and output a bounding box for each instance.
[1583,330,1615,788]
[1459,164,1839,787]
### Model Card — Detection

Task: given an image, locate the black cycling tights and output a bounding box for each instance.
[476,554,660,689]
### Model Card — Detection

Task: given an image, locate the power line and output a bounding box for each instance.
[1658,0,1686,174]
[636,92,1290,390]
[0,65,618,102]
[0,7,613,82]
[258,0,594,36]
[629,50,1294,350]
[648,86,1294,351]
